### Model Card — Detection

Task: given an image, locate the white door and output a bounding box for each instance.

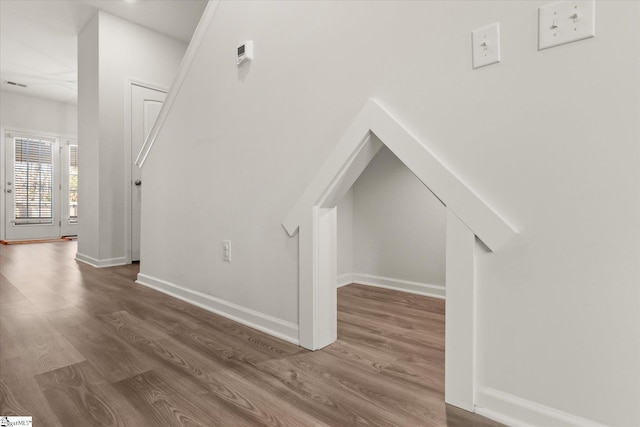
[131,84,165,261]
[4,132,61,240]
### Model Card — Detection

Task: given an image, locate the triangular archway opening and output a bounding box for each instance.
[283,99,516,412]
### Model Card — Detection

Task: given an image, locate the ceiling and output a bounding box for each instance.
[0,0,207,104]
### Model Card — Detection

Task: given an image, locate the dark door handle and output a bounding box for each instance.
[134,180,142,186]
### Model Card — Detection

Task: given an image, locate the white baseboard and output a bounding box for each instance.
[136,273,299,346]
[337,273,353,288]
[75,252,127,268]
[346,273,445,299]
[475,387,608,427]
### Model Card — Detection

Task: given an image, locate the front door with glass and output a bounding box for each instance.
[3,131,77,241]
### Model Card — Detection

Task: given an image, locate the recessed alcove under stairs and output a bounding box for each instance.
[283,99,516,411]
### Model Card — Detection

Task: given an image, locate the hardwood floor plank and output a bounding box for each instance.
[338,292,445,325]
[0,242,505,427]
[0,356,63,427]
[36,361,150,427]
[100,322,322,427]
[338,309,445,349]
[45,308,158,383]
[112,298,203,336]
[258,354,422,426]
[341,283,446,314]
[9,278,77,312]
[0,310,59,338]
[113,369,247,427]
[294,348,444,414]
[165,327,350,426]
[169,317,304,365]
[167,321,266,367]
[5,333,86,375]
[97,310,171,342]
[0,273,28,308]
[157,298,305,360]
[338,319,445,365]
[323,340,444,395]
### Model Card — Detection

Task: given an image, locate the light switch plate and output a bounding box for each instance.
[472,23,501,69]
[539,0,595,50]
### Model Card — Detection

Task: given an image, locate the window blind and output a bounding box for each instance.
[13,137,54,225]
[69,144,78,223]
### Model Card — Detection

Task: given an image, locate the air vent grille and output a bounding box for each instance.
[4,81,27,88]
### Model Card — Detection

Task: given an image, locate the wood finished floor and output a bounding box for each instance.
[0,242,504,427]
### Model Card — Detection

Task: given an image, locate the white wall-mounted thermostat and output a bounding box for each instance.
[237,41,254,65]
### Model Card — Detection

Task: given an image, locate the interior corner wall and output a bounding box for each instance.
[336,188,354,281]
[140,1,640,425]
[0,91,77,137]
[77,11,186,265]
[350,147,446,289]
[0,90,78,240]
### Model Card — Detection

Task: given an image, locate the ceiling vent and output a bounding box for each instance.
[4,81,27,88]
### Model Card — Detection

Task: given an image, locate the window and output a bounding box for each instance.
[13,137,54,225]
[68,144,78,223]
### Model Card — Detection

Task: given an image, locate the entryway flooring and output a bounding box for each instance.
[0,242,504,426]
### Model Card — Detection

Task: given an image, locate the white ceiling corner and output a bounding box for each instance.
[0,0,207,104]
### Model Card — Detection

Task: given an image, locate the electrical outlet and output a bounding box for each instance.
[222,240,231,262]
[538,0,595,50]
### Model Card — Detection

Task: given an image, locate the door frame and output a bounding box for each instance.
[283,99,517,412]
[124,78,168,264]
[309,204,478,410]
[60,138,79,237]
[1,127,76,241]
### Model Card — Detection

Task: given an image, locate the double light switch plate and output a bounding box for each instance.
[538,0,595,50]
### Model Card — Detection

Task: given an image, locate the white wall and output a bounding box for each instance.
[78,13,100,259]
[0,91,77,136]
[0,90,78,240]
[351,147,446,287]
[141,1,640,426]
[336,188,354,281]
[77,11,186,265]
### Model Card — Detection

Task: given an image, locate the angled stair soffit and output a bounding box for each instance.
[283,99,517,252]
[136,0,221,168]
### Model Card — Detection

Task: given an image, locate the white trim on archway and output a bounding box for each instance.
[283,99,517,411]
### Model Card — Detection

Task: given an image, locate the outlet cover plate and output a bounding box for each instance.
[539,0,595,50]
[222,240,231,261]
[472,23,501,69]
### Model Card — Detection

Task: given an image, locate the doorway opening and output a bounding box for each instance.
[125,81,166,263]
[334,145,448,406]
[283,99,516,412]
[336,146,446,297]
[3,130,78,241]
